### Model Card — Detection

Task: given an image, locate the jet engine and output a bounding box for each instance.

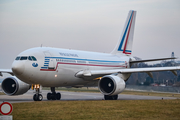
[2,76,31,95]
[98,75,125,96]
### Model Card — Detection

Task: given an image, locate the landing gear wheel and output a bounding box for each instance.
[33,94,43,101]
[47,93,51,100]
[47,92,61,100]
[111,95,118,100]
[33,94,37,101]
[104,95,118,100]
[47,87,61,100]
[38,94,43,101]
[51,93,56,100]
[56,92,61,100]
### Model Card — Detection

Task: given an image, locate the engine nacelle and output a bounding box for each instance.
[98,75,125,96]
[2,76,31,95]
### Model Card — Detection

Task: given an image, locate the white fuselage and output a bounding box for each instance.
[12,47,130,87]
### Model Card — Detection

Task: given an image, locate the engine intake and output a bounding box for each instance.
[2,76,31,95]
[98,75,125,96]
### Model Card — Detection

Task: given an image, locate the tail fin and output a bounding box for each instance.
[111,10,136,55]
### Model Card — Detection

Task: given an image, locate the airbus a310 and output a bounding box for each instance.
[1,10,180,101]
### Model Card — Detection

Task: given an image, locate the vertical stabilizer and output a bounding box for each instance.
[111,10,136,55]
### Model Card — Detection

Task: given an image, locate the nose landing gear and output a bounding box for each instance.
[33,93,43,101]
[32,84,43,101]
[47,87,61,100]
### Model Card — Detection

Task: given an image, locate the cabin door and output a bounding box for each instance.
[44,52,55,69]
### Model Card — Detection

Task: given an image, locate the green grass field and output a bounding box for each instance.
[12,99,180,120]
[1,88,180,119]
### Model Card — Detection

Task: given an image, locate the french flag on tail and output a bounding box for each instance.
[111,10,136,55]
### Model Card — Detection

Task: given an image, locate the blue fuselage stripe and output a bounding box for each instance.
[41,67,48,69]
[45,57,124,63]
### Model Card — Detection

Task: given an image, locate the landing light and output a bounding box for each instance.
[32,84,40,89]
[55,75,57,77]
[93,77,102,80]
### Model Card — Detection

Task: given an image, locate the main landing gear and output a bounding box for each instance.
[47,87,61,100]
[104,95,118,100]
[33,84,43,101]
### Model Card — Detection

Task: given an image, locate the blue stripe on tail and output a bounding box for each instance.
[118,11,134,52]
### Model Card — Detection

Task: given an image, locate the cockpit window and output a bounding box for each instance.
[20,56,27,60]
[31,56,37,61]
[15,57,20,60]
[28,56,32,61]
[15,56,37,61]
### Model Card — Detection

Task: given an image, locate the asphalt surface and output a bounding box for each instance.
[0,90,177,103]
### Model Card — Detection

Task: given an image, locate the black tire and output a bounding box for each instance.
[47,93,51,100]
[33,94,43,101]
[56,92,61,100]
[104,95,118,100]
[51,93,56,100]
[33,94,37,101]
[104,95,111,100]
[111,95,118,100]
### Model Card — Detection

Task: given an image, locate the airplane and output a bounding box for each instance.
[0,10,180,101]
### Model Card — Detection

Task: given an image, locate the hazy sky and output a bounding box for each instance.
[0,0,180,68]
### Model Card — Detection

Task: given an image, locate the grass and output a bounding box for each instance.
[12,99,180,120]
[121,90,180,98]
[2,87,180,119]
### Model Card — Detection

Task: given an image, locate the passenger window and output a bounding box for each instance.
[15,57,20,60]
[31,56,37,61]
[28,56,32,61]
[20,56,27,60]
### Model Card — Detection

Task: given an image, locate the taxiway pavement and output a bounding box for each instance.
[0,90,177,103]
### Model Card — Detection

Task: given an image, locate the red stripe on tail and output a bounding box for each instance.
[123,11,134,54]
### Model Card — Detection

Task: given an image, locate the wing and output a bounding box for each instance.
[75,66,180,78]
[0,69,14,76]
[130,57,177,64]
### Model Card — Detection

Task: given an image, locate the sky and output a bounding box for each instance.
[0,0,180,69]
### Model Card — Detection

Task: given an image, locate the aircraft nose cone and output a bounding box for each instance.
[12,61,25,75]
